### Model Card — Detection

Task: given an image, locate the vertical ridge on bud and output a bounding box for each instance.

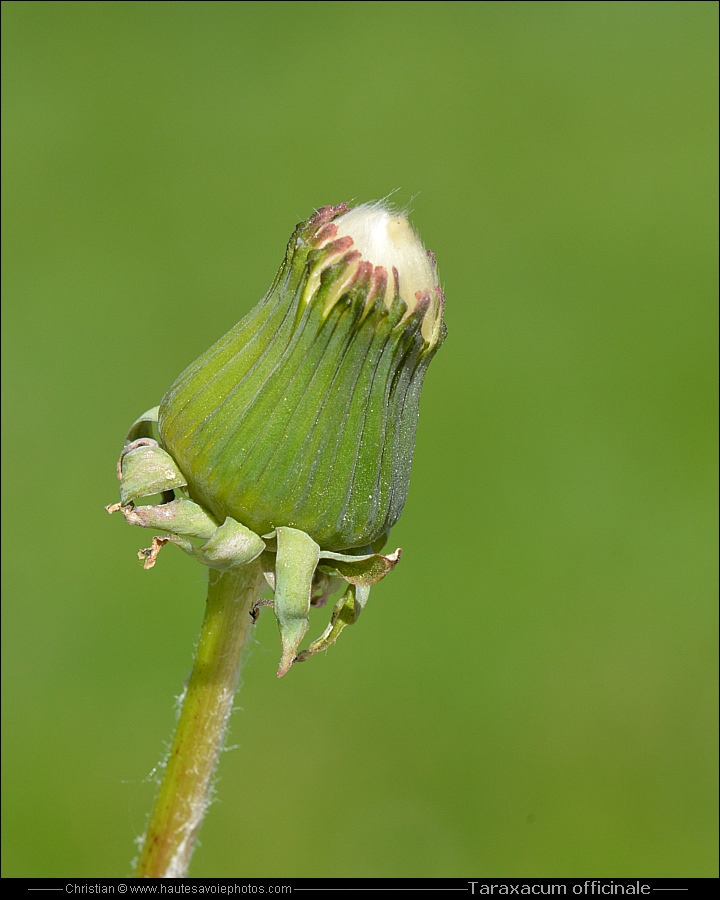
[158,202,446,552]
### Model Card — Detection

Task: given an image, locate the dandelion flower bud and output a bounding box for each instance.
[157,202,445,552]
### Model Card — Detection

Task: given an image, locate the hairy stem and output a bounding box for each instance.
[135,560,265,878]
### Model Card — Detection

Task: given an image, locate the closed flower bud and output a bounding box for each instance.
[157,202,445,552]
[110,202,446,675]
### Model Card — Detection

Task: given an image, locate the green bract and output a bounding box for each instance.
[108,203,445,675]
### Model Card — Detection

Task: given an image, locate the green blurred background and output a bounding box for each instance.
[2,0,717,878]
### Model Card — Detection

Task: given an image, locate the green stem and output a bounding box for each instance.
[135,560,265,878]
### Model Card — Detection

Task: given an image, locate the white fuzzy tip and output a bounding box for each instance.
[333,203,441,342]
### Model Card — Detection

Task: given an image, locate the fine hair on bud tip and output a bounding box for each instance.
[333,202,440,338]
